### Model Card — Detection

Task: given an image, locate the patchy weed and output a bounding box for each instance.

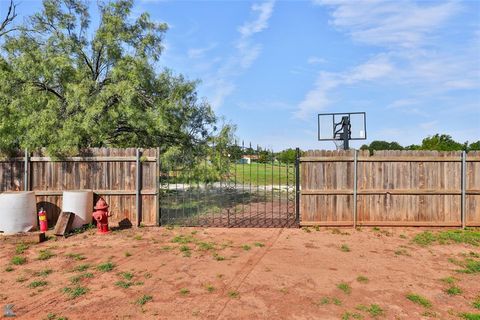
[341,311,363,320]
[135,295,153,306]
[473,296,480,310]
[406,293,432,308]
[38,249,55,261]
[73,264,90,272]
[356,304,384,317]
[213,253,225,261]
[65,253,85,261]
[62,286,88,299]
[340,244,350,252]
[179,288,190,296]
[124,252,132,257]
[356,276,369,283]
[460,313,480,320]
[254,242,265,247]
[115,281,132,289]
[121,272,134,280]
[242,244,251,251]
[445,286,462,295]
[15,243,29,254]
[205,284,215,293]
[337,283,351,294]
[96,262,115,272]
[11,256,26,265]
[34,269,53,277]
[228,290,239,298]
[70,273,93,285]
[28,280,48,288]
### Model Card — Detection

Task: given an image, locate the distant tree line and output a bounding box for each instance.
[360,134,480,154]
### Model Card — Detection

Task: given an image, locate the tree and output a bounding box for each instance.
[0,0,17,38]
[468,140,480,151]
[0,0,223,156]
[419,134,466,151]
[276,148,297,163]
[360,140,403,154]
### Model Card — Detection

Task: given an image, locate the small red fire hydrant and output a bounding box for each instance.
[92,198,110,234]
[38,207,48,232]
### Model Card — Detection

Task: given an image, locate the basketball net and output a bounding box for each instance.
[333,134,344,150]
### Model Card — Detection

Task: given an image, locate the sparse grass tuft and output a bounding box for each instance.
[28,280,48,288]
[340,244,350,252]
[11,256,26,265]
[445,286,462,295]
[341,311,363,320]
[440,276,456,285]
[356,304,384,317]
[337,283,351,294]
[242,244,251,251]
[121,272,134,280]
[399,234,407,239]
[302,227,311,233]
[5,266,14,272]
[205,284,215,293]
[124,252,132,257]
[15,243,29,254]
[70,273,93,284]
[38,249,55,261]
[34,269,53,277]
[179,288,190,296]
[406,293,432,308]
[198,242,215,251]
[179,245,191,257]
[96,262,115,272]
[473,296,480,310]
[458,259,480,274]
[332,228,350,235]
[133,235,142,240]
[115,281,132,289]
[172,234,195,244]
[356,275,369,283]
[318,297,342,306]
[394,249,410,256]
[254,242,265,247]
[65,253,85,261]
[62,286,88,299]
[228,290,239,298]
[421,311,437,318]
[213,253,225,261]
[73,264,90,272]
[135,295,153,306]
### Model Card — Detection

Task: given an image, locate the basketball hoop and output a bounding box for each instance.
[317,112,367,150]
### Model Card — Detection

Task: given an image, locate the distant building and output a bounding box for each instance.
[237,155,259,164]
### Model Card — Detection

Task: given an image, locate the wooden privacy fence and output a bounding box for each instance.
[300,150,480,227]
[0,148,159,227]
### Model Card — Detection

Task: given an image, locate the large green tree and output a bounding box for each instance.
[0,0,221,156]
[418,134,467,151]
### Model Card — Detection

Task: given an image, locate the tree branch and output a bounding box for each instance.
[0,0,17,37]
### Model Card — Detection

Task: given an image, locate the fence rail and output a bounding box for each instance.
[0,148,158,227]
[300,150,480,227]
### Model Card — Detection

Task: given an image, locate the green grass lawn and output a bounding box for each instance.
[231,163,294,185]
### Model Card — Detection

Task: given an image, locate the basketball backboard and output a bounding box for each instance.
[318,112,367,141]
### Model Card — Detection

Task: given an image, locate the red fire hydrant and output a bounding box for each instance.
[38,207,48,232]
[92,198,110,234]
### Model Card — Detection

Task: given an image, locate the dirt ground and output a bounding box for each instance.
[1,226,479,320]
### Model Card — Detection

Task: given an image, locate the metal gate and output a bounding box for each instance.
[159,143,299,227]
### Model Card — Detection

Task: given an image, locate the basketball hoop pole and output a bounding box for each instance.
[342,117,350,150]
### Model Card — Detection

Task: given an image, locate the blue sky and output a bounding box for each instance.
[3,0,480,150]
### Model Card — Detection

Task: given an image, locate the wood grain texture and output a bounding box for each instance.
[0,148,158,227]
[300,150,477,226]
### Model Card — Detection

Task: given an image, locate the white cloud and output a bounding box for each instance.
[295,55,394,119]
[315,0,460,48]
[296,0,479,120]
[204,1,276,108]
[187,43,217,59]
[238,1,275,38]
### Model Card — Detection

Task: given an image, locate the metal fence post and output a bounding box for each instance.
[156,147,161,226]
[353,149,358,228]
[24,148,29,191]
[295,147,300,225]
[461,151,466,229]
[136,148,142,227]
